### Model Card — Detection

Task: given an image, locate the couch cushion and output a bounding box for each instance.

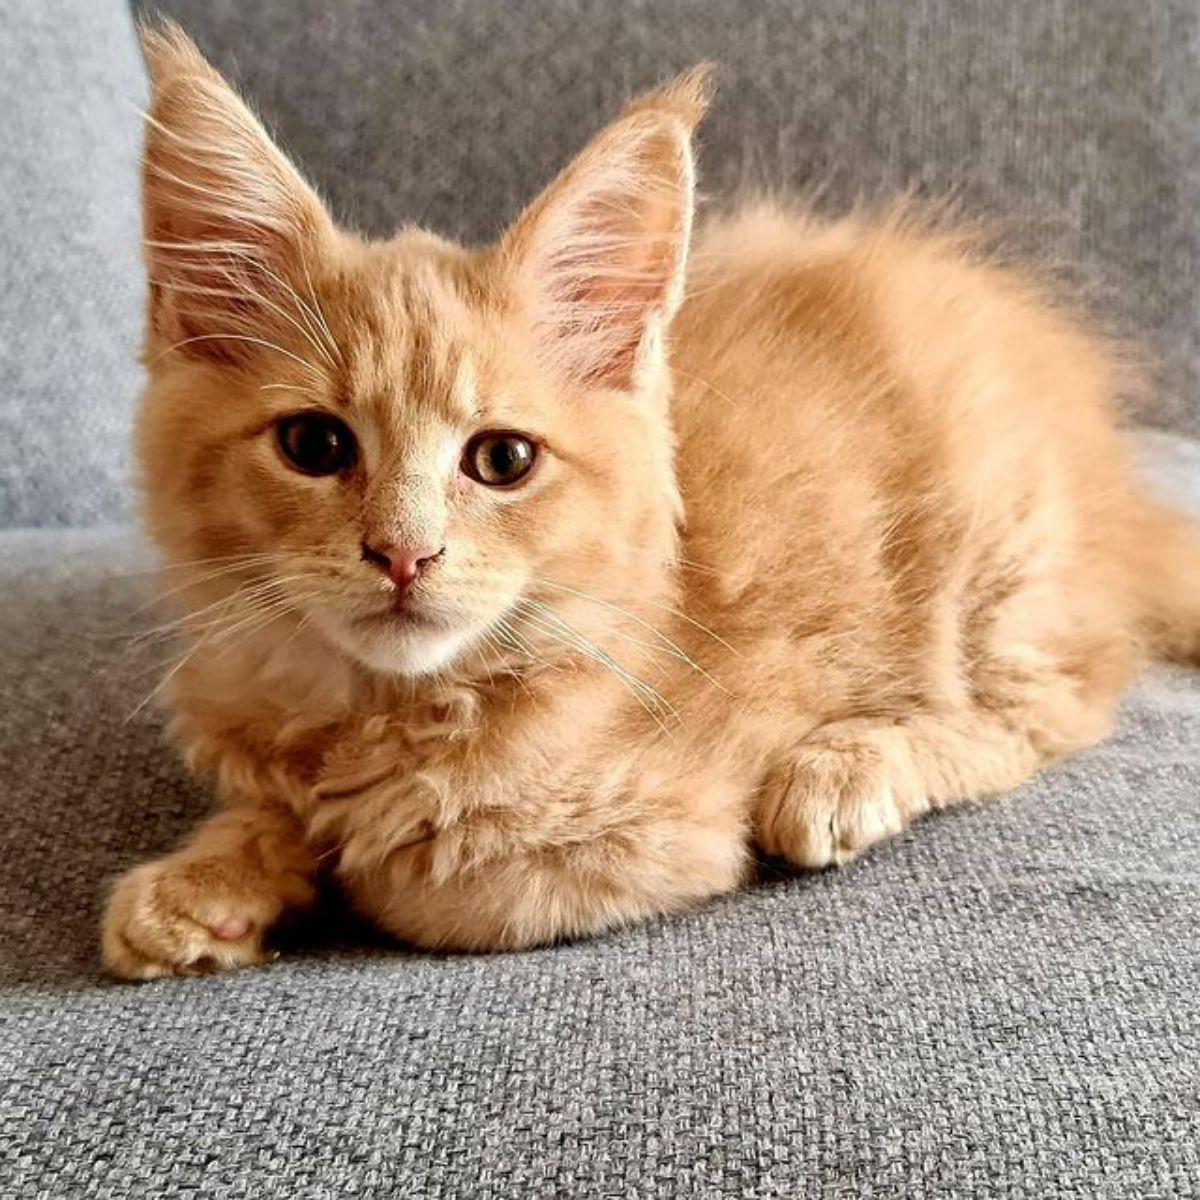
[0,0,146,528]
[140,0,1200,438]
[2,436,1198,1196]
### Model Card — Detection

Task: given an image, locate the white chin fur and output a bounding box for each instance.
[318,614,476,678]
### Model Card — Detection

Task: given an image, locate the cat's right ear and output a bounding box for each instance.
[138,23,335,366]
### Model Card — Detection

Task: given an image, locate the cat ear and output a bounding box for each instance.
[139,24,336,366]
[500,67,713,393]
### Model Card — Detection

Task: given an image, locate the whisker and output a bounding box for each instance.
[508,604,677,735]
[481,627,543,701]
[130,568,319,629]
[150,331,327,382]
[476,629,501,689]
[124,587,324,722]
[634,597,742,657]
[150,275,338,371]
[236,254,342,369]
[493,616,539,660]
[517,621,675,736]
[129,555,298,615]
[531,579,734,682]
[298,252,344,366]
[260,382,328,401]
[669,365,740,408]
[276,610,316,657]
[206,592,313,648]
[105,550,289,583]
[126,572,327,649]
[125,621,219,723]
[148,231,343,372]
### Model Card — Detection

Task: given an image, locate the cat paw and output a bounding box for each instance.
[755,727,925,868]
[101,854,309,980]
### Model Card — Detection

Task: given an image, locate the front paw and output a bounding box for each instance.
[755,726,925,868]
[101,854,311,980]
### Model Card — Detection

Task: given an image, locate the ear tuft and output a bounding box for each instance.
[138,19,213,90]
[624,63,717,132]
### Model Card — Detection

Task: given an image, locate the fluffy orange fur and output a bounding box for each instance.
[102,25,1200,978]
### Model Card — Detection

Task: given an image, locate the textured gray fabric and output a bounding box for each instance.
[1,437,1198,1195]
[0,0,146,528]
[140,0,1200,437]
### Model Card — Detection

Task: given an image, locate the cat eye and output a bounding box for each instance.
[462,432,537,487]
[276,412,358,476]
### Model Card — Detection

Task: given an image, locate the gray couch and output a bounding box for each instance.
[2,1,1197,1195]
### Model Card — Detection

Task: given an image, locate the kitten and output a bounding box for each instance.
[102,24,1200,978]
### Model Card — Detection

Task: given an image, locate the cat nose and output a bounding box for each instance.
[361,540,444,590]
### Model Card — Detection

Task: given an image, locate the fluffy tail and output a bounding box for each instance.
[1135,504,1200,665]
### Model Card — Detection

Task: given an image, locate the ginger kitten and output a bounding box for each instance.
[103,26,1200,978]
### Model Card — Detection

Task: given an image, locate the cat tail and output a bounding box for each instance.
[1135,502,1200,665]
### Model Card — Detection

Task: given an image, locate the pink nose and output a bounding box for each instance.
[361,541,443,590]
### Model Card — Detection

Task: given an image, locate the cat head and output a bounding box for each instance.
[136,25,711,678]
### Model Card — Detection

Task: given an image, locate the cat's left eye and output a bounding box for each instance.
[462,432,538,487]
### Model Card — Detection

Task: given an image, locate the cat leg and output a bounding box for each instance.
[755,698,1114,869]
[330,796,750,953]
[101,804,317,979]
